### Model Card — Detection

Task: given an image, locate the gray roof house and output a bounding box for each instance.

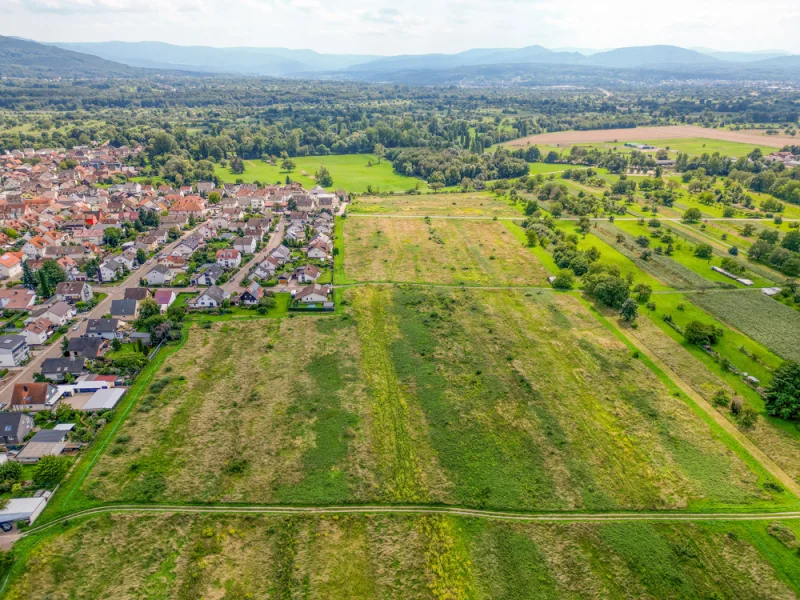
[84,318,123,339]
[0,413,34,445]
[110,299,139,321]
[0,335,30,368]
[67,337,107,358]
[40,357,87,381]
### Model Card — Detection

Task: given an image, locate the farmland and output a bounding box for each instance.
[348,191,522,217]
[688,291,800,363]
[215,154,428,193]
[341,218,551,286]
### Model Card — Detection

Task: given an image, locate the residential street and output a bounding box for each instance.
[222,221,285,293]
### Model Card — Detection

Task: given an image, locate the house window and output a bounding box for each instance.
[3,426,11,432]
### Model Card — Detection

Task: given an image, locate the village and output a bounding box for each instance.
[0,142,344,527]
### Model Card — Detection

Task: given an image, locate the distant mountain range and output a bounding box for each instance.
[3,35,800,83]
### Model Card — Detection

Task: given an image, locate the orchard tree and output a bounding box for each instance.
[765,361,800,420]
[620,298,638,322]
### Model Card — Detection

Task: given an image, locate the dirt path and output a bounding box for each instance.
[503,125,793,148]
[611,321,800,499]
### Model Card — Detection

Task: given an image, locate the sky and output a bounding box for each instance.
[2,0,799,56]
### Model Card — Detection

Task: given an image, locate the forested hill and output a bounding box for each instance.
[0,36,148,79]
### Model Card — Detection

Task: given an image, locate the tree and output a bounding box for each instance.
[552,270,574,290]
[166,303,186,323]
[111,338,122,351]
[633,283,652,303]
[683,208,702,223]
[620,298,638,322]
[136,248,147,265]
[37,270,51,298]
[60,335,70,357]
[693,244,713,259]
[315,165,333,187]
[208,191,221,205]
[781,230,800,252]
[138,297,161,322]
[525,229,539,247]
[103,227,123,248]
[374,143,386,164]
[765,361,800,420]
[231,156,245,175]
[281,158,296,173]
[0,461,22,484]
[684,320,724,346]
[21,262,37,290]
[40,261,66,287]
[33,455,71,487]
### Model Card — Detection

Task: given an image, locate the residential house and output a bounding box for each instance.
[233,236,257,254]
[40,357,87,382]
[110,299,139,321]
[253,257,279,280]
[0,289,36,311]
[67,336,107,359]
[0,335,30,367]
[296,265,321,283]
[169,196,206,218]
[296,283,331,303]
[190,264,224,286]
[84,318,123,340]
[8,383,59,412]
[21,236,50,259]
[238,282,263,306]
[0,413,34,445]
[307,239,332,260]
[270,245,291,265]
[99,258,124,282]
[153,290,176,313]
[192,285,229,309]
[136,235,159,252]
[124,288,150,301]
[171,236,202,257]
[119,249,138,270]
[20,319,54,346]
[144,264,174,286]
[55,281,93,303]
[37,301,75,327]
[0,253,23,280]
[216,249,242,269]
[195,224,218,240]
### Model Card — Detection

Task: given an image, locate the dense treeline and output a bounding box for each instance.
[387,147,528,187]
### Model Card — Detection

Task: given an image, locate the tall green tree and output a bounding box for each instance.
[21,262,37,290]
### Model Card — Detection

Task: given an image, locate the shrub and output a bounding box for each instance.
[712,389,730,407]
[683,320,724,346]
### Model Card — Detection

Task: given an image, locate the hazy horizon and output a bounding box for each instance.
[3,0,800,56]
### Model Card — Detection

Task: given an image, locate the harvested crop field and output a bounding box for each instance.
[8,512,800,600]
[689,291,800,362]
[502,125,790,148]
[342,217,551,286]
[348,191,522,217]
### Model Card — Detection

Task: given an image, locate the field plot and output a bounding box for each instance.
[215,154,428,193]
[502,125,790,149]
[689,291,800,363]
[640,137,777,158]
[8,501,800,598]
[348,191,521,217]
[77,317,377,506]
[342,218,550,286]
[353,287,788,511]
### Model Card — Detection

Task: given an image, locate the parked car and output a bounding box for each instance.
[0,522,13,532]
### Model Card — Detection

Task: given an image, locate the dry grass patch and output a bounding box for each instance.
[343,217,550,286]
[348,191,521,217]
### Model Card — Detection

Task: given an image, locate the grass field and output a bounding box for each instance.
[640,138,777,158]
[6,513,800,600]
[348,191,523,217]
[342,218,551,286]
[214,154,428,193]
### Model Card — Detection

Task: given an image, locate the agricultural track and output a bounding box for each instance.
[19,505,800,540]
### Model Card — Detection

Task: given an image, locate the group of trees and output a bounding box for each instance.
[388,147,528,188]
[748,227,800,276]
[22,260,66,298]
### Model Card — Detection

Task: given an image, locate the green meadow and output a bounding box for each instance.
[215,153,429,193]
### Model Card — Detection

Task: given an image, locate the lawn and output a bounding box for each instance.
[348,191,523,217]
[215,153,428,194]
[5,513,800,599]
[342,217,551,286]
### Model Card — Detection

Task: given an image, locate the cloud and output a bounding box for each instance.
[22,0,201,13]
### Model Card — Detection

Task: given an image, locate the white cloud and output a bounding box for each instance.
[2,0,799,55]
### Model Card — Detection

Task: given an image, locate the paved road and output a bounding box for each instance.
[0,222,208,406]
[222,221,285,293]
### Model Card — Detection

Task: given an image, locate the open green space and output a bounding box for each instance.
[7,513,800,600]
[215,153,428,193]
[348,191,522,217]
